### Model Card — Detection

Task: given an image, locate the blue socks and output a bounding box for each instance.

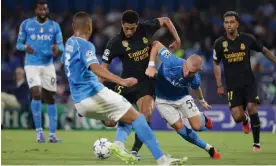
[47,104,57,137]
[177,126,207,149]
[132,115,163,160]
[115,122,132,143]
[198,112,207,131]
[31,99,42,131]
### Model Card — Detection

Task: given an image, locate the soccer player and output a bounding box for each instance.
[101,10,181,159]
[145,41,221,159]
[16,0,64,143]
[61,11,187,165]
[213,11,276,151]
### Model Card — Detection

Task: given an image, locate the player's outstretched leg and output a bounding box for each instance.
[110,106,188,165]
[131,95,154,160]
[30,86,45,143]
[174,118,221,159]
[247,103,261,152]
[114,121,132,144]
[43,89,61,143]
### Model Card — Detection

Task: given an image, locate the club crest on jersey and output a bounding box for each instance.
[240,43,246,50]
[122,40,131,51]
[222,41,228,52]
[143,37,148,44]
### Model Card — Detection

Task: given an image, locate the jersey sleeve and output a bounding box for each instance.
[142,18,161,37]
[81,42,99,68]
[157,47,180,66]
[102,39,118,64]
[16,19,28,51]
[212,39,223,64]
[191,73,201,90]
[248,34,263,52]
[61,53,65,63]
[54,22,65,53]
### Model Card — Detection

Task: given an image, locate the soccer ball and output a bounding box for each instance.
[93,138,112,159]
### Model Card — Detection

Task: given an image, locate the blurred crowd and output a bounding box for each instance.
[1,0,276,106]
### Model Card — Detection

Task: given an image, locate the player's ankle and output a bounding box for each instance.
[253,143,260,148]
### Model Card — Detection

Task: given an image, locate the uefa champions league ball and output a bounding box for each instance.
[93,138,112,159]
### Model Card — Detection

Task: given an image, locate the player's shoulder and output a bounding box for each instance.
[76,37,95,50]
[239,32,256,40]
[214,36,226,45]
[47,19,61,29]
[21,17,34,26]
[192,73,201,82]
[106,34,121,48]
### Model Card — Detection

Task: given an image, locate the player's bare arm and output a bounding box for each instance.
[157,17,181,51]
[191,87,211,110]
[145,41,164,78]
[89,63,137,87]
[262,47,276,63]
[99,63,109,83]
[51,44,63,57]
[213,61,225,96]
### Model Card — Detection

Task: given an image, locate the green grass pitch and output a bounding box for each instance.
[1,130,276,165]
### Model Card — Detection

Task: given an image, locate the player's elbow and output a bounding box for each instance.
[152,41,164,51]
[59,44,65,53]
[16,42,25,51]
[160,17,170,26]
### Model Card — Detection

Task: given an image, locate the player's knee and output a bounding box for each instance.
[188,115,202,131]
[232,114,243,123]
[231,107,244,123]
[102,120,117,127]
[141,109,152,121]
[31,87,41,100]
[247,103,258,115]
[190,122,202,131]
[172,120,184,132]
[44,93,55,104]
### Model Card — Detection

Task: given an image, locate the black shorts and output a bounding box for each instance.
[115,80,155,104]
[227,82,260,109]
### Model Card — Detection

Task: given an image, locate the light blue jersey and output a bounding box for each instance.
[155,48,200,101]
[61,36,104,103]
[16,17,64,66]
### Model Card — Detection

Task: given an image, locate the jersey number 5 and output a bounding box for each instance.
[186,99,195,109]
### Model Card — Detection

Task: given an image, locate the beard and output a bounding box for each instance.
[37,14,48,22]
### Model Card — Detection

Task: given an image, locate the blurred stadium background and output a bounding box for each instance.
[1,0,275,131]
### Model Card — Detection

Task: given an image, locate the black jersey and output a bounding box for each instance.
[102,19,161,81]
[213,32,264,90]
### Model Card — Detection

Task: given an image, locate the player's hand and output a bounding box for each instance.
[25,45,34,54]
[169,39,181,52]
[217,86,226,97]
[120,77,138,87]
[51,44,59,57]
[145,66,157,78]
[200,102,212,110]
